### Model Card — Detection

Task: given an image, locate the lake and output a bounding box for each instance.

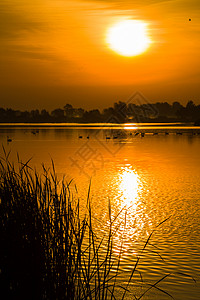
[1,123,200,299]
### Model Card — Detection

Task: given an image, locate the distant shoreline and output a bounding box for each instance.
[0,122,194,126]
[1,101,200,125]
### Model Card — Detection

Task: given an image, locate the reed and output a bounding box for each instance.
[0,150,194,299]
[0,151,124,300]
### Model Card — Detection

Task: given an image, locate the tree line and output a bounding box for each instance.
[0,101,200,124]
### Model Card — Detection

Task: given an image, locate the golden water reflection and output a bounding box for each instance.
[118,166,140,208]
[112,166,146,256]
[123,126,138,130]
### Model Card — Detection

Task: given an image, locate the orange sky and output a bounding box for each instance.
[0,0,200,109]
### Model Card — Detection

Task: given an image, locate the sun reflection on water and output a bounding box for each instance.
[123,126,138,130]
[110,166,147,256]
[119,166,140,208]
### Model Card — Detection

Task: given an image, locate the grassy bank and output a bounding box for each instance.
[0,151,191,299]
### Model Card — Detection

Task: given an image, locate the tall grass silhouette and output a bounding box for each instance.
[0,149,195,299]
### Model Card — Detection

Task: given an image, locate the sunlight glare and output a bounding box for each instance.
[106,20,151,57]
[119,167,140,206]
[111,167,144,255]
[123,126,138,130]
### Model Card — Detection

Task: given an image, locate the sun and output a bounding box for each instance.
[106,20,151,57]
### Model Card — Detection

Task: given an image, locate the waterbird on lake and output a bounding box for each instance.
[87,136,89,139]
[113,136,118,139]
[106,135,111,140]
[79,135,83,139]
[165,132,169,135]
[7,136,12,142]
[141,132,145,137]
[153,132,158,135]
[189,19,191,21]
[135,132,139,136]
[176,132,182,135]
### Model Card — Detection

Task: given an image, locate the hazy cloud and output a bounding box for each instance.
[0,1,47,40]
[0,45,59,62]
[80,0,200,11]
[80,0,174,7]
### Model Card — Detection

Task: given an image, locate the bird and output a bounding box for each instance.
[78,135,83,139]
[189,19,191,21]
[141,132,145,137]
[86,136,89,139]
[7,136,12,142]
[165,132,169,135]
[113,136,118,139]
[153,132,158,135]
[106,135,111,140]
[135,132,139,136]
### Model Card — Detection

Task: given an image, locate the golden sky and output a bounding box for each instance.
[0,0,200,109]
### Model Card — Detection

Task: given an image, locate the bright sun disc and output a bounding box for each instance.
[106,20,151,57]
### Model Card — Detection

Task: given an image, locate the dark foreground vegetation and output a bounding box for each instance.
[1,100,200,124]
[0,152,195,299]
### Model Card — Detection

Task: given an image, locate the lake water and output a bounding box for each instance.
[1,123,200,299]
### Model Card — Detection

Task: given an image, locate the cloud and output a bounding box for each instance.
[0,0,58,64]
[0,1,47,40]
[80,0,200,12]
[79,0,174,8]
[0,44,59,62]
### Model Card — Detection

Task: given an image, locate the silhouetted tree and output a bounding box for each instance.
[0,100,200,123]
[102,107,115,122]
[64,104,73,119]
[172,101,183,114]
[186,100,195,111]
[40,109,50,122]
[51,109,64,119]
[83,109,102,123]
[73,108,84,119]
[41,109,49,117]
